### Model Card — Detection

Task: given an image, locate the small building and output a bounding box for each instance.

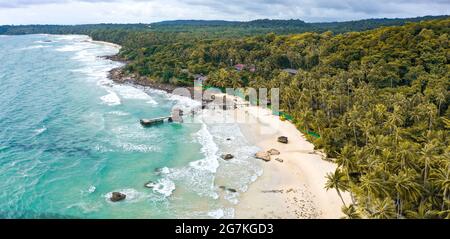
[234,64,246,71]
[283,68,298,75]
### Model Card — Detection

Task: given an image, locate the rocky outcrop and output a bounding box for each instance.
[221,154,234,160]
[268,149,280,155]
[278,136,288,144]
[145,181,156,189]
[110,192,126,202]
[219,186,237,193]
[255,151,271,162]
[107,67,194,95]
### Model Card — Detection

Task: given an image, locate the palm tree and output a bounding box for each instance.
[359,173,389,211]
[325,168,349,207]
[370,198,397,219]
[404,202,439,219]
[391,170,423,217]
[367,135,389,156]
[420,141,438,184]
[358,119,374,145]
[430,166,450,211]
[341,204,361,219]
[396,141,418,170]
[335,145,356,172]
[347,106,360,145]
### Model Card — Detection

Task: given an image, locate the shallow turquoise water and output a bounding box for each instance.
[0,35,262,219]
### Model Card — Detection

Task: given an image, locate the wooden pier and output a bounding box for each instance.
[140,108,184,127]
[140,116,172,127]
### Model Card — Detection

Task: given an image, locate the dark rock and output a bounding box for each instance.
[221,154,234,160]
[278,136,288,144]
[219,186,227,190]
[110,192,126,202]
[275,158,284,163]
[227,188,237,193]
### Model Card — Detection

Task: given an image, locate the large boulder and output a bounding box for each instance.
[268,149,280,155]
[255,151,271,162]
[221,154,234,160]
[145,181,156,189]
[110,192,126,202]
[278,136,288,144]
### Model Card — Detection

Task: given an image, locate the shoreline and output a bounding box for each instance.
[208,94,350,218]
[104,43,349,219]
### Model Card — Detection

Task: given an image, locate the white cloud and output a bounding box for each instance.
[0,0,448,24]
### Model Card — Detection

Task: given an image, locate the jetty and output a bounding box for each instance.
[140,108,184,127]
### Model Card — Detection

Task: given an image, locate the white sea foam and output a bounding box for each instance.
[53,35,88,41]
[208,209,225,219]
[189,122,219,173]
[168,93,201,111]
[56,44,88,52]
[224,191,240,205]
[114,85,158,104]
[107,111,130,116]
[118,143,160,153]
[67,202,100,213]
[100,90,121,106]
[150,178,176,197]
[88,186,96,193]
[19,45,50,50]
[33,40,53,44]
[206,208,235,219]
[158,167,171,175]
[33,126,47,136]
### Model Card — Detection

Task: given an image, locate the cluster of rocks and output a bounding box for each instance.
[254,136,289,162]
[255,148,282,162]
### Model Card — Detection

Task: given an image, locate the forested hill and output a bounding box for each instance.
[0,15,448,38]
[150,15,449,34]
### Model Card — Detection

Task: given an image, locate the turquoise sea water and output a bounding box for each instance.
[0,35,262,219]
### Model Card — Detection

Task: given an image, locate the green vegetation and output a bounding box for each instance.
[1,16,449,219]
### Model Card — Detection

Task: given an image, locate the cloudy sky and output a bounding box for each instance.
[0,0,448,25]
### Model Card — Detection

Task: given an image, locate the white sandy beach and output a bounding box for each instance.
[207,93,350,219]
[90,38,122,49]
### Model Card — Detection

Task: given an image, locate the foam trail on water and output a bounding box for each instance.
[190,122,220,173]
[100,90,121,106]
[149,178,176,197]
[33,126,47,136]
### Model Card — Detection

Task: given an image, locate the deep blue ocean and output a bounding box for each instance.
[0,34,262,218]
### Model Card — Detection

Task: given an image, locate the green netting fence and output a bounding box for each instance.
[275,111,320,139]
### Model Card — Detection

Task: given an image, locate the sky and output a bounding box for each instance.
[0,0,449,25]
